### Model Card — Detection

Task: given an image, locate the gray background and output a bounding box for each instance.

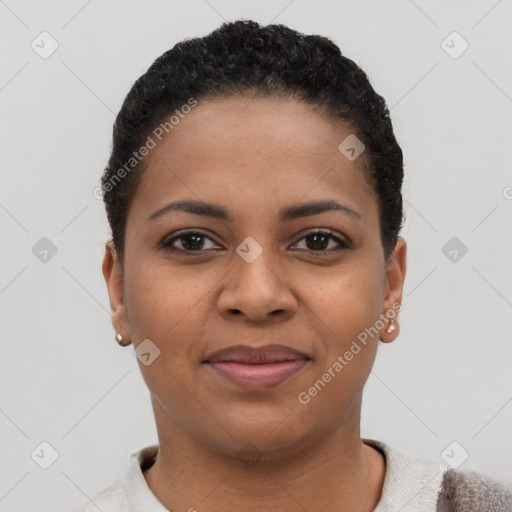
[1,1,511,511]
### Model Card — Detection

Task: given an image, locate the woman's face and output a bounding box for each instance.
[103,95,406,458]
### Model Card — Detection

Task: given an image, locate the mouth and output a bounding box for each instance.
[203,344,311,390]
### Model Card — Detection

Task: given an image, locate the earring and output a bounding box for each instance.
[386,320,396,334]
[115,332,129,346]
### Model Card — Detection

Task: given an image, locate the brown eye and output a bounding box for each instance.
[161,231,220,253]
[160,229,350,256]
[291,230,350,254]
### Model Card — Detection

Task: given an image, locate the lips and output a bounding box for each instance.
[204,344,309,364]
[203,344,311,390]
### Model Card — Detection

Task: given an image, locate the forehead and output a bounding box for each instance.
[128,95,377,224]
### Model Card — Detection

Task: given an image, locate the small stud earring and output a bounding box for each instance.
[386,320,396,334]
[116,332,128,346]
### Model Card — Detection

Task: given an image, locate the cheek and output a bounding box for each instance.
[298,262,384,390]
[124,260,214,343]
[301,260,384,340]
[124,265,208,413]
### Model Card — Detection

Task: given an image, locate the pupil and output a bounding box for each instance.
[182,233,204,250]
[178,233,330,251]
[307,233,328,251]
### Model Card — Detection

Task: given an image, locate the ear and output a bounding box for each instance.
[380,236,407,343]
[102,239,131,341]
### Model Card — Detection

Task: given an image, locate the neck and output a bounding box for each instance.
[143,401,386,512]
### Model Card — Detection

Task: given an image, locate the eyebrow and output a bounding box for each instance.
[147,199,363,223]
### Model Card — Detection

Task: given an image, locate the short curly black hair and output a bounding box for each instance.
[102,19,404,271]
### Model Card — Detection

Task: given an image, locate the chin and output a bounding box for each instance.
[203,407,319,460]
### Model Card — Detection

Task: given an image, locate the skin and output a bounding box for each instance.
[103,94,407,512]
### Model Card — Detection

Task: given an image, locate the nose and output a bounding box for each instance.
[216,252,297,324]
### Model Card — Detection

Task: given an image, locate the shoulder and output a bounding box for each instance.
[363,438,446,511]
[81,445,159,512]
[82,479,128,512]
[363,438,512,512]
[437,468,512,512]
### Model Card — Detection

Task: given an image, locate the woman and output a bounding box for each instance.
[90,19,512,512]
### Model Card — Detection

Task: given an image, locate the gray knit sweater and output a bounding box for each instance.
[82,439,512,511]
[437,468,512,512]
[363,438,512,512]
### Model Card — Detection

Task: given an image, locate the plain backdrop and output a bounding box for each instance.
[1,1,511,511]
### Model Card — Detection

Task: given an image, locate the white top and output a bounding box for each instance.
[83,438,447,512]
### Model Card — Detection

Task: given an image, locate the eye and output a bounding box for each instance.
[160,230,221,254]
[291,229,350,255]
[160,229,350,256]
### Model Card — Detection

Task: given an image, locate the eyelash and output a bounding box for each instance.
[160,229,350,256]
